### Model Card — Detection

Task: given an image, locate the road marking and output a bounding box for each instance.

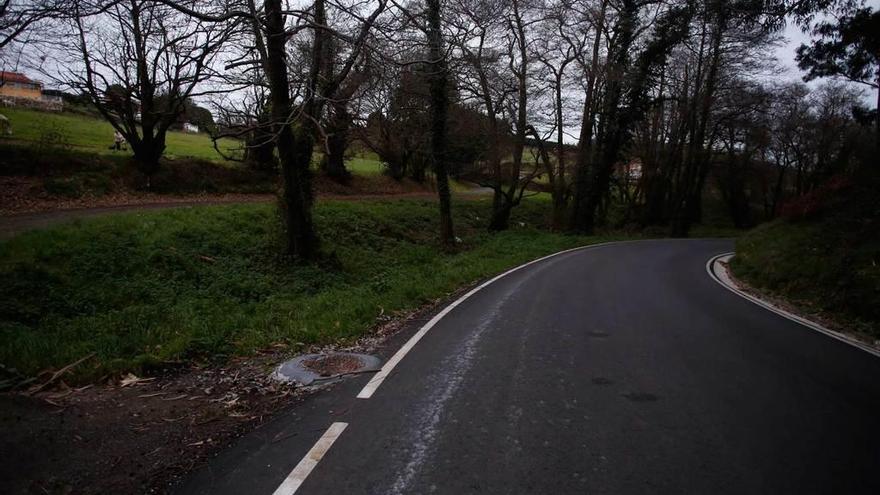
[707,253,880,358]
[356,244,602,399]
[272,422,348,495]
[359,238,731,399]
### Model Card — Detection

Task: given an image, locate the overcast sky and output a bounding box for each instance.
[773,0,880,104]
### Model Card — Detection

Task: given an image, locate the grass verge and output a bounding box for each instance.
[0,197,616,382]
[730,178,879,338]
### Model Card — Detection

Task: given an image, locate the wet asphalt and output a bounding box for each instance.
[174,239,880,495]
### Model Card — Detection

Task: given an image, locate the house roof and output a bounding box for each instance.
[0,71,38,84]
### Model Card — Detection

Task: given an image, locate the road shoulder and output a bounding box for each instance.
[708,253,880,357]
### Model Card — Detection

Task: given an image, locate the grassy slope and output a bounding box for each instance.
[730,181,879,337]
[0,106,242,162]
[0,107,478,191]
[0,197,616,381]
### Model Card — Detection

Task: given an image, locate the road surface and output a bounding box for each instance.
[175,239,880,494]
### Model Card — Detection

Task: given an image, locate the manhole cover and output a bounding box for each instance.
[273,352,381,386]
[302,354,366,376]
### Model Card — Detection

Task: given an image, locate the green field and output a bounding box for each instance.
[0,197,618,382]
[0,108,499,199]
[0,106,243,162]
[346,156,384,175]
[0,107,393,172]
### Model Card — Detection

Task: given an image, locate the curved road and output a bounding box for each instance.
[176,239,880,494]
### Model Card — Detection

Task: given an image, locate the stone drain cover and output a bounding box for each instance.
[273,352,381,386]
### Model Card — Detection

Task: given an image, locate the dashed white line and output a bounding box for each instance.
[264,240,732,495]
[271,422,348,495]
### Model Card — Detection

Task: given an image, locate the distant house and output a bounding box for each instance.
[614,159,643,181]
[0,71,42,99]
[183,122,199,133]
[0,71,63,111]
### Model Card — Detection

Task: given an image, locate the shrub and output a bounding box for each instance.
[778,175,852,220]
[34,120,72,154]
[43,177,84,198]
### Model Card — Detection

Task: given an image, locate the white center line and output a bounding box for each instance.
[272,422,348,495]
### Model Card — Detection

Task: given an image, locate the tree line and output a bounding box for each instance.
[1,0,877,260]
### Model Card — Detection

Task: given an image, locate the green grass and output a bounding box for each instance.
[0,107,478,189]
[0,107,419,179]
[346,156,385,175]
[0,197,615,382]
[730,181,879,337]
[312,151,480,192]
[0,106,242,162]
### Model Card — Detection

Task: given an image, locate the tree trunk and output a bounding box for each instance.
[131,135,165,178]
[246,111,278,172]
[321,101,352,182]
[265,0,317,259]
[488,203,512,231]
[550,71,568,230]
[569,0,608,232]
[426,0,454,246]
[488,0,529,233]
[572,0,637,234]
[670,9,725,237]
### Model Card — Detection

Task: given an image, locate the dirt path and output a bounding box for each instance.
[0,190,491,240]
[0,196,272,240]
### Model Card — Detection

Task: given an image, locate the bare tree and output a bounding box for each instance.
[426,0,455,245]
[0,0,63,53]
[45,0,235,180]
[568,0,608,232]
[153,0,388,258]
[449,0,514,229]
[532,0,589,229]
[448,0,542,232]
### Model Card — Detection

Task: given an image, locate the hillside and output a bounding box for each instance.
[0,106,242,162]
[0,106,394,173]
[730,176,880,338]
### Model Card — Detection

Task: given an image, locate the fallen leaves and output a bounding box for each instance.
[26,353,96,395]
[119,373,155,387]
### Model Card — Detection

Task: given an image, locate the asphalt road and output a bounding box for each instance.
[175,239,880,495]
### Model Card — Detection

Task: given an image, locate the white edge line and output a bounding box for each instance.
[272,422,348,495]
[706,252,880,358]
[356,238,667,399]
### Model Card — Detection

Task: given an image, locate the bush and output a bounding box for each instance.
[778,175,852,220]
[43,177,84,198]
[35,120,72,154]
[0,143,122,176]
[139,159,277,194]
[732,176,880,336]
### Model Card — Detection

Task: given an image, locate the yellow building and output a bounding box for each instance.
[0,71,43,100]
